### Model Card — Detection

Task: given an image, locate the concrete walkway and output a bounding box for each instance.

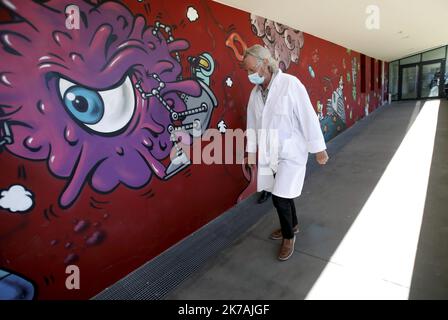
[166,99,448,300]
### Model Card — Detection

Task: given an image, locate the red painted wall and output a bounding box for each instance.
[0,0,387,299]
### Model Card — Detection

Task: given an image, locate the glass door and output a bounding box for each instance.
[399,64,419,100]
[420,61,443,98]
[398,60,446,100]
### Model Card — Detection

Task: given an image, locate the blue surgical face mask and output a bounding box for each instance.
[248,72,265,85]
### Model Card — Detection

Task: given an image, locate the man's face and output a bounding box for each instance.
[243,55,268,78]
[243,55,261,75]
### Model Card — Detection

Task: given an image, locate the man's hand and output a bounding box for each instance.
[315,150,329,165]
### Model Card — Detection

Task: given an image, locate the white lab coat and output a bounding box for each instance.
[246,69,326,199]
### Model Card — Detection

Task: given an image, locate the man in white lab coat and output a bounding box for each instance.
[244,45,329,261]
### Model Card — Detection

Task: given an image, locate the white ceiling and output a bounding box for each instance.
[213,0,448,62]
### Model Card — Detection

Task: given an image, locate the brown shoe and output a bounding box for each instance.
[278,236,296,261]
[269,225,299,240]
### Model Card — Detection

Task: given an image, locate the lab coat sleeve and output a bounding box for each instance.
[246,93,257,153]
[293,80,327,153]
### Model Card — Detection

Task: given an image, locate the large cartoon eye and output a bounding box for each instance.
[62,86,104,124]
[58,77,135,134]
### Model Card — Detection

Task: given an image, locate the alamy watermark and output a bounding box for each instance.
[65,5,80,30]
[65,265,80,290]
[169,128,280,170]
[365,5,380,30]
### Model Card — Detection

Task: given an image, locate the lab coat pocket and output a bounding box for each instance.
[273,96,292,141]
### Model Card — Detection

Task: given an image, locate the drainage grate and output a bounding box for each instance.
[92,193,272,300]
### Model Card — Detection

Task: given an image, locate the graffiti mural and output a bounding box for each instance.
[352,56,358,101]
[0,0,386,299]
[250,14,304,71]
[319,76,347,141]
[0,268,35,300]
[0,0,218,209]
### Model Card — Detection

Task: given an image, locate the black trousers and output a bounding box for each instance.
[272,194,298,239]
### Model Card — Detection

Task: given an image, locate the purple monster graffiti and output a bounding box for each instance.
[0,0,217,208]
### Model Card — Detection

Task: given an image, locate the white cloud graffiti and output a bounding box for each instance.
[186,6,199,22]
[0,185,34,213]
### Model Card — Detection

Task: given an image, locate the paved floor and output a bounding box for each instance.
[166,99,448,300]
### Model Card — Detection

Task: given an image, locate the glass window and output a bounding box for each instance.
[401,65,419,99]
[445,46,448,83]
[422,46,446,61]
[421,62,442,98]
[389,61,399,100]
[400,54,420,65]
[445,50,448,94]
